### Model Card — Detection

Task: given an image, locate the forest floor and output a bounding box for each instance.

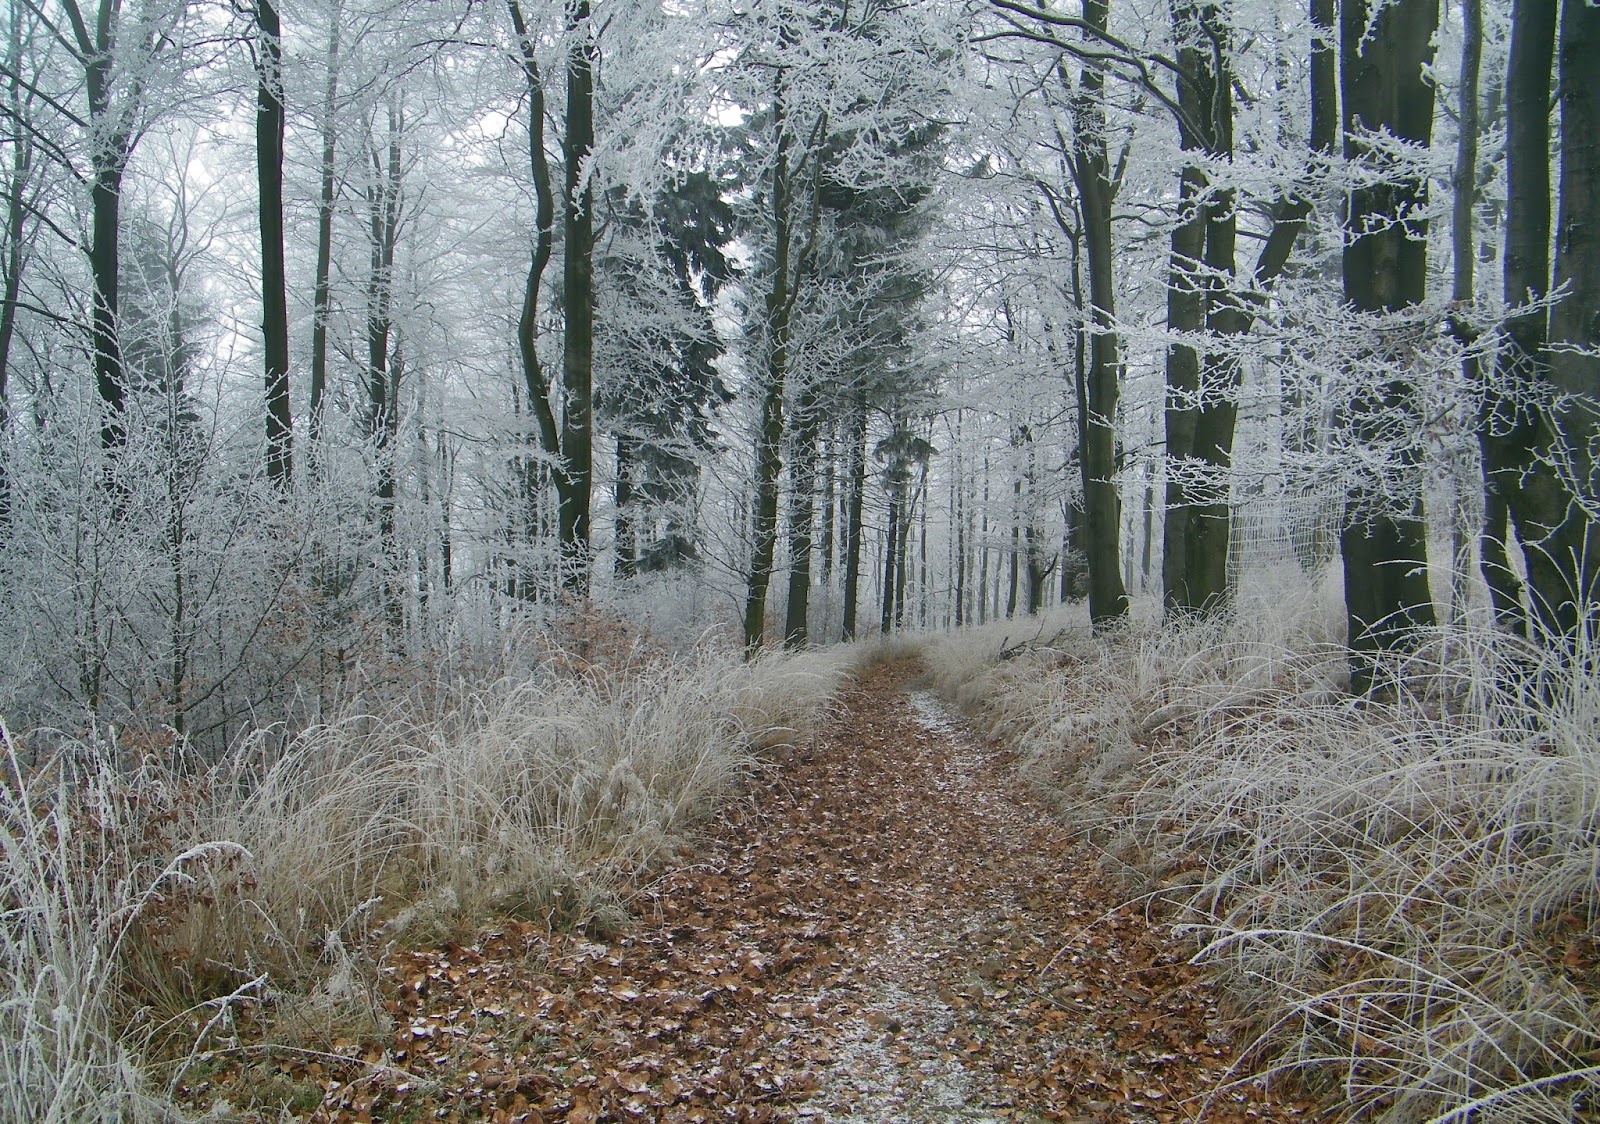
[211,659,1322,1123]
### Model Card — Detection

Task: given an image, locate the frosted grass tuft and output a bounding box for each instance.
[919,588,1600,1123]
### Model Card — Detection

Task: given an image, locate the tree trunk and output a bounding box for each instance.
[59,0,134,451]
[1535,0,1600,636]
[508,0,561,601]
[1069,0,1130,628]
[559,0,596,593]
[1186,173,1244,610]
[309,10,340,461]
[742,295,788,650]
[743,92,812,651]
[88,97,124,446]
[1339,0,1439,692]
[881,476,900,633]
[954,454,967,625]
[1449,0,1485,626]
[1187,8,1249,605]
[783,385,820,647]
[1007,473,1020,618]
[841,394,867,640]
[978,450,991,623]
[899,470,917,625]
[1166,0,1316,614]
[366,106,403,628]
[257,0,292,488]
[1161,0,1213,614]
[819,426,836,582]
[437,434,453,594]
[1162,165,1206,612]
[90,172,124,452]
[1481,0,1555,636]
[614,434,636,579]
[0,78,29,530]
[918,472,930,625]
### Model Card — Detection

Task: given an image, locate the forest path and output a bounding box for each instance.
[328,660,1315,1123]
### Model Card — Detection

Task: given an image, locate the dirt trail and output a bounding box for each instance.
[316,660,1315,1123]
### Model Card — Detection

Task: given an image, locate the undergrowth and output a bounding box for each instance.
[0,627,850,1121]
[921,578,1600,1123]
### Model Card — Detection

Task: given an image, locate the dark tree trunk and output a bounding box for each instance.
[508,0,561,601]
[742,291,788,650]
[309,12,340,461]
[1161,0,1214,615]
[1070,0,1130,629]
[1166,0,1324,615]
[0,89,28,530]
[744,92,817,651]
[1186,177,1244,610]
[614,434,636,579]
[820,426,836,582]
[841,394,867,640]
[1451,0,1483,315]
[366,106,403,628]
[257,0,292,488]
[1186,6,1250,607]
[58,0,134,452]
[1532,0,1600,636]
[1481,0,1555,636]
[439,441,454,593]
[1339,0,1439,692]
[559,0,596,593]
[896,476,914,626]
[1162,164,1207,612]
[78,1,127,450]
[783,386,820,647]
[978,452,991,623]
[1007,474,1020,618]
[954,453,967,625]
[1546,0,1599,400]
[881,478,900,633]
[1448,0,1484,626]
[0,21,25,426]
[90,172,123,451]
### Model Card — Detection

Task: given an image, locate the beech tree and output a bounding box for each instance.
[306,0,343,458]
[1159,0,1336,616]
[0,0,44,530]
[1482,0,1600,646]
[362,98,405,625]
[504,0,600,595]
[1336,0,1440,691]
[985,0,1135,629]
[14,0,194,452]
[254,0,291,487]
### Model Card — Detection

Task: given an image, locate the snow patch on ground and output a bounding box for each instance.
[798,688,1023,1123]
[799,927,1011,1123]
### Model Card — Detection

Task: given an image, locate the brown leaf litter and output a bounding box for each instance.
[194,659,1318,1123]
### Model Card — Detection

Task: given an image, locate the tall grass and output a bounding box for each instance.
[0,640,850,1120]
[0,725,246,1123]
[920,583,1600,1122]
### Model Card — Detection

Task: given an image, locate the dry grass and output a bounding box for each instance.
[0,637,852,1121]
[918,583,1600,1123]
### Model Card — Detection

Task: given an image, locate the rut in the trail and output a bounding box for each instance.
[330,660,1315,1123]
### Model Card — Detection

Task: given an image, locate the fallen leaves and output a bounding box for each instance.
[196,661,1321,1123]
